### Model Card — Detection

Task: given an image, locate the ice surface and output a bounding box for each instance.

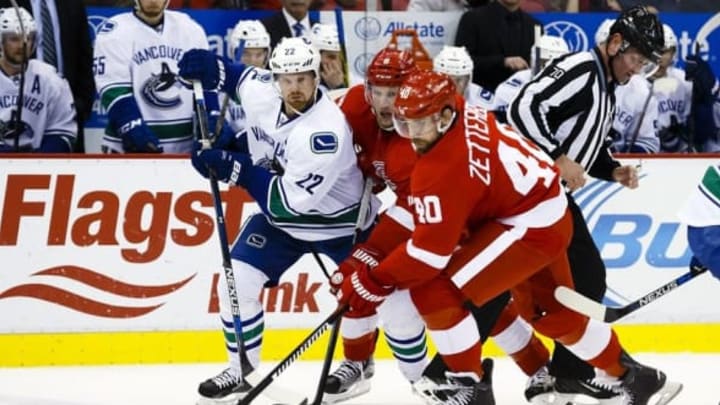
[0,354,716,405]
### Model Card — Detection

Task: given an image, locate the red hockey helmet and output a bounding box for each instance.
[393,71,457,140]
[394,70,456,120]
[366,48,418,87]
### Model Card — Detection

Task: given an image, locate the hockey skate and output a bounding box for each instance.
[196,368,251,405]
[412,374,457,404]
[524,365,557,404]
[552,377,623,405]
[440,358,495,405]
[617,353,682,405]
[322,358,375,403]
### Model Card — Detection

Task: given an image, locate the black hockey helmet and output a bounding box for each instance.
[610,6,664,64]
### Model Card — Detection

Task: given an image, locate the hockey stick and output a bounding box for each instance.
[237,306,348,405]
[9,0,28,152]
[213,39,244,141]
[554,262,708,323]
[334,7,349,88]
[626,81,654,152]
[192,81,307,405]
[309,177,373,404]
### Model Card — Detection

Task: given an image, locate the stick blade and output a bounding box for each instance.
[554,286,608,322]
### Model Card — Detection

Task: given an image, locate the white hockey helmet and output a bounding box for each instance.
[0,7,36,37]
[229,20,270,61]
[594,18,615,45]
[433,46,473,76]
[269,37,321,77]
[662,23,678,50]
[531,35,569,72]
[310,23,340,52]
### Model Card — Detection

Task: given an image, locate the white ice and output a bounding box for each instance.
[0,354,716,405]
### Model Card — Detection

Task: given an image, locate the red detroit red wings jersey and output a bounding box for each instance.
[339,84,418,255]
[373,102,568,288]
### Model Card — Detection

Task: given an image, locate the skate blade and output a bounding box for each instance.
[651,381,683,405]
[321,380,371,404]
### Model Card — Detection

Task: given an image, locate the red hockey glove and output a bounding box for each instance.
[337,262,394,316]
[329,244,384,295]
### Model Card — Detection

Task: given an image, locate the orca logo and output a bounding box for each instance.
[141,62,182,109]
[355,17,382,41]
[545,21,588,52]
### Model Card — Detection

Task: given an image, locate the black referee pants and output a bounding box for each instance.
[549,194,608,380]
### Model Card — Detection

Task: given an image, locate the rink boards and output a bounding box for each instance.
[1,155,718,366]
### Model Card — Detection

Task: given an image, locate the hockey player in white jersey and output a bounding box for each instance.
[310,23,355,91]
[492,34,569,123]
[433,45,494,110]
[590,19,660,154]
[178,36,378,404]
[650,24,693,152]
[93,0,218,153]
[678,164,720,281]
[0,7,76,153]
[224,19,270,138]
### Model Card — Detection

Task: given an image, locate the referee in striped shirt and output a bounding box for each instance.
[508,6,665,403]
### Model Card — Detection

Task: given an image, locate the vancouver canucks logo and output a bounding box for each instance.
[0,111,34,150]
[141,62,182,109]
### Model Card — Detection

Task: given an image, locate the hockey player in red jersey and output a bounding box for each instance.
[336,70,683,405]
[322,47,429,403]
[329,48,555,405]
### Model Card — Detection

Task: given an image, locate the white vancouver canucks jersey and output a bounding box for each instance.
[492,69,530,113]
[0,60,76,151]
[653,67,692,132]
[611,74,659,153]
[93,10,208,153]
[234,67,378,241]
[464,82,495,110]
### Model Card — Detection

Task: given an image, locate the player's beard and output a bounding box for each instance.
[286,92,311,113]
[4,50,27,68]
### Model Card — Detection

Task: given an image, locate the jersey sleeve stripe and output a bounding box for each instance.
[385,205,415,231]
[101,87,133,110]
[405,239,451,270]
[450,226,526,288]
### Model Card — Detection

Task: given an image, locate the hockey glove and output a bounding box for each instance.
[330,244,384,295]
[120,119,162,153]
[337,262,394,316]
[685,55,719,104]
[191,147,252,185]
[107,96,162,153]
[178,49,245,94]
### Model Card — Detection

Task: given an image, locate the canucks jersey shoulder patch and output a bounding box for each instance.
[310,132,338,154]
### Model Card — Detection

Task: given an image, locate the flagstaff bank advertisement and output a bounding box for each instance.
[1,157,719,336]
